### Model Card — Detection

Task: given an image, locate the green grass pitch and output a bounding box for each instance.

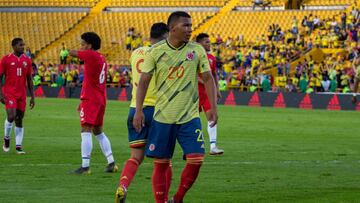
[0,98,360,203]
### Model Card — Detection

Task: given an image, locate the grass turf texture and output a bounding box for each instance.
[0,98,360,203]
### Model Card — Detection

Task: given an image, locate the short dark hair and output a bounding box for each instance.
[196,33,209,42]
[12,38,23,46]
[167,11,191,27]
[81,32,101,50]
[150,23,169,39]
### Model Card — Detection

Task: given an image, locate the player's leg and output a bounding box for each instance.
[145,120,176,203]
[3,106,16,152]
[170,118,205,203]
[73,101,94,174]
[202,96,224,155]
[116,106,153,203]
[93,125,117,173]
[14,109,25,154]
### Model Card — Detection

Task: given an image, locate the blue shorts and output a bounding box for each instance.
[127,106,154,148]
[145,118,205,159]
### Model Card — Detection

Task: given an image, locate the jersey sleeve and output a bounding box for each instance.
[0,57,5,75]
[27,59,32,76]
[211,56,217,74]
[142,51,156,75]
[198,47,211,74]
[77,50,92,62]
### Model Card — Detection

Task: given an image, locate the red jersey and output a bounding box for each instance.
[0,53,32,99]
[198,53,217,94]
[78,50,107,106]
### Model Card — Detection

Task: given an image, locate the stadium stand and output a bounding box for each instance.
[0,0,358,93]
[33,11,214,65]
[0,0,99,7]
[0,12,87,55]
[107,0,226,7]
[302,0,352,6]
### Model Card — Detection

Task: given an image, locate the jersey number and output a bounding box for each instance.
[99,63,106,84]
[195,129,204,142]
[17,68,22,76]
[167,66,185,79]
[135,58,144,74]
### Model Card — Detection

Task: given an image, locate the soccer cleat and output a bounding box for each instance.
[115,185,127,203]
[15,147,25,155]
[72,166,91,175]
[209,147,224,155]
[105,162,118,173]
[168,198,183,203]
[3,138,10,152]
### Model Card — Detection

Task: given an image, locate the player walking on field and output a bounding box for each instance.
[196,33,224,155]
[133,11,218,203]
[115,22,172,203]
[69,32,117,174]
[0,38,35,154]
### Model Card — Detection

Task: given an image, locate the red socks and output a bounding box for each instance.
[119,158,140,188]
[165,162,173,201]
[152,160,170,203]
[173,154,204,202]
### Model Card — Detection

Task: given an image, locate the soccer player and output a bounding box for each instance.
[133,11,218,203]
[196,33,224,155]
[69,32,117,174]
[115,22,171,203]
[0,38,35,154]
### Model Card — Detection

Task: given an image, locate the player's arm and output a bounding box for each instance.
[199,47,218,127]
[26,73,35,109]
[0,59,5,104]
[133,51,155,132]
[133,73,153,132]
[200,71,218,127]
[27,61,35,109]
[69,50,78,57]
[212,58,221,99]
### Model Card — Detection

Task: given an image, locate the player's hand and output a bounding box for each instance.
[208,108,218,128]
[29,97,35,109]
[133,110,145,133]
[0,94,5,104]
[352,95,357,104]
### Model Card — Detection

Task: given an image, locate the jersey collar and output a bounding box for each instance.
[166,40,187,51]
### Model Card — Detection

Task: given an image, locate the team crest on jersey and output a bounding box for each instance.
[186,52,194,61]
[9,100,13,105]
[149,144,155,151]
[11,62,15,66]
[23,61,27,67]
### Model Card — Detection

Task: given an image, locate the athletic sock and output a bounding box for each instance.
[119,158,140,189]
[95,132,114,164]
[81,132,93,168]
[174,154,204,202]
[152,160,170,203]
[4,119,13,139]
[207,122,217,149]
[165,162,173,201]
[15,127,24,148]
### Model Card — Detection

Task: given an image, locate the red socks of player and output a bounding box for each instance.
[165,162,173,198]
[119,158,140,188]
[152,159,171,203]
[173,154,204,202]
